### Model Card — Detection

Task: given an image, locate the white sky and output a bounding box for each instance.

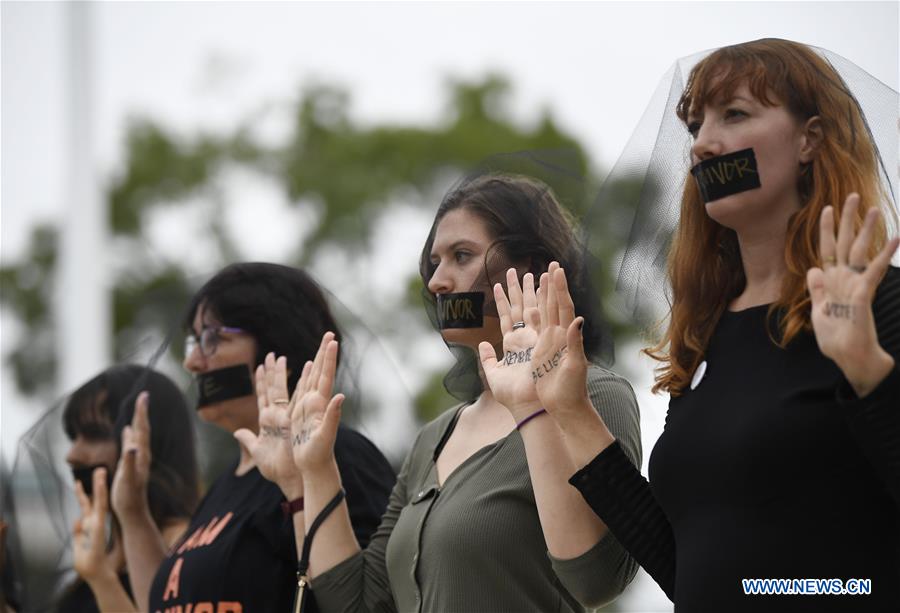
[1,3,898,610]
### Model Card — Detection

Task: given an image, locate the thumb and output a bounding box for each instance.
[233,428,257,452]
[806,267,826,306]
[566,317,587,363]
[321,394,344,446]
[119,446,136,481]
[478,341,499,370]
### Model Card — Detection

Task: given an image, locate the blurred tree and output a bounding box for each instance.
[1,74,645,465]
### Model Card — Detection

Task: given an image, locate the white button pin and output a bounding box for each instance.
[690,360,707,390]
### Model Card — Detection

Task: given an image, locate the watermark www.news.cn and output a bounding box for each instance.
[742,578,872,596]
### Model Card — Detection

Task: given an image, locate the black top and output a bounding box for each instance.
[571,266,900,612]
[148,425,395,613]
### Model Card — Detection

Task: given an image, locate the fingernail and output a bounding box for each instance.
[577,319,584,330]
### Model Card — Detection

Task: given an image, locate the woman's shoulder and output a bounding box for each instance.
[586,365,638,403]
[415,403,466,447]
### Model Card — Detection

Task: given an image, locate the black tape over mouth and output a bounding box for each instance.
[72,464,113,497]
[196,364,254,408]
[436,292,485,329]
[690,148,761,203]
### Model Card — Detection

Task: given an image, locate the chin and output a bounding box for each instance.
[196,396,254,432]
[439,316,501,349]
[703,193,755,230]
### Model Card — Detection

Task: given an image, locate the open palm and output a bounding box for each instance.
[234,353,303,496]
[73,467,116,582]
[287,332,345,475]
[478,268,542,420]
[808,194,899,372]
[531,264,590,419]
[111,392,150,520]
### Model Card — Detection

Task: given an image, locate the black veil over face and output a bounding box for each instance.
[420,150,615,402]
[590,43,898,328]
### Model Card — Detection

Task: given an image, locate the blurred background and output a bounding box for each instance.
[2,2,897,611]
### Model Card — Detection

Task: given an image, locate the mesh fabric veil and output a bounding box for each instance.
[590,42,899,328]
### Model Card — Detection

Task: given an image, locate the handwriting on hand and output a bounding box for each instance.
[503,347,534,366]
[823,302,857,321]
[261,425,289,440]
[532,347,568,383]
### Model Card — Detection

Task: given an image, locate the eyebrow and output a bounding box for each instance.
[430,240,478,259]
[688,93,756,120]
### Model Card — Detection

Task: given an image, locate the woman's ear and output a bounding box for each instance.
[799,116,823,164]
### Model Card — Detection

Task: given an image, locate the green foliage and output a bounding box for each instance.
[0,224,58,393]
[3,74,641,430]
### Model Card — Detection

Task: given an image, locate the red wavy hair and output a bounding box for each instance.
[646,38,893,396]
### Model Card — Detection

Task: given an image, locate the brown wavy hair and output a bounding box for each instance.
[646,38,893,395]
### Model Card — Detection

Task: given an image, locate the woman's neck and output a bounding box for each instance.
[731,214,792,310]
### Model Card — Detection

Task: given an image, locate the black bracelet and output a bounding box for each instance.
[292,488,346,613]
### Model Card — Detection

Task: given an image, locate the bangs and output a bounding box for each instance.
[62,385,114,441]
[677,46,798,123]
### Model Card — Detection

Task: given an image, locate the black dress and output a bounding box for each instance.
[571,267,900,612]
[148,425,395,613]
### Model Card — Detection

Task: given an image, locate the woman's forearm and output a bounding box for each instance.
[302,460,360,578]
[519,412,611,559]
[118,508,167,612]
[86,570,138,613]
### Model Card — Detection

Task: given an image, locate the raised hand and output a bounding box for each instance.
[478,268,542,420]
[73,467,116,583]
[807,193,899,396]
[288,332,345,475]
[531,263,592,422]
[234,353,304,498]
[111,392,151,521]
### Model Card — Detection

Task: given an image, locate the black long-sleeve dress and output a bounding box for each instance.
[571,266,900,612]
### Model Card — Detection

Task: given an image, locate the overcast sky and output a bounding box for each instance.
[3,1,897,259]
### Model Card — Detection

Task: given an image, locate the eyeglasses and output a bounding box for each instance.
[185,326,246,358]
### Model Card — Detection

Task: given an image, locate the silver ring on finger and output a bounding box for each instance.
[512,321,526,330]
[272,399,290,406]
[848,264,866,273]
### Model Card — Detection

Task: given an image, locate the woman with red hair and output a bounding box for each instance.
[486,39,899,611]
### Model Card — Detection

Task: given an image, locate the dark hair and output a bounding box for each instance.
[184,263,342,393]
[419,173,606,359]
[62,365,199,527]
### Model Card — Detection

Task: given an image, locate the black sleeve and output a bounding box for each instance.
[840,265,900,505]
[569,441,676,601]
[334,426,397,549]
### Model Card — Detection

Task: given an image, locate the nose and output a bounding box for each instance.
[183,341,208,373]
[691,121,723,163]
[427,261,454,295]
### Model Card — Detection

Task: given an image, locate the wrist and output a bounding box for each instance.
[557,405,616,468]
[278,479,305,501]
[84,565,119,588]
[302,458,341,484]
[114,501,153,526]
[842,347,895,398]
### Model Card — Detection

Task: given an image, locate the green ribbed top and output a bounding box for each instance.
[312,366,642,613]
